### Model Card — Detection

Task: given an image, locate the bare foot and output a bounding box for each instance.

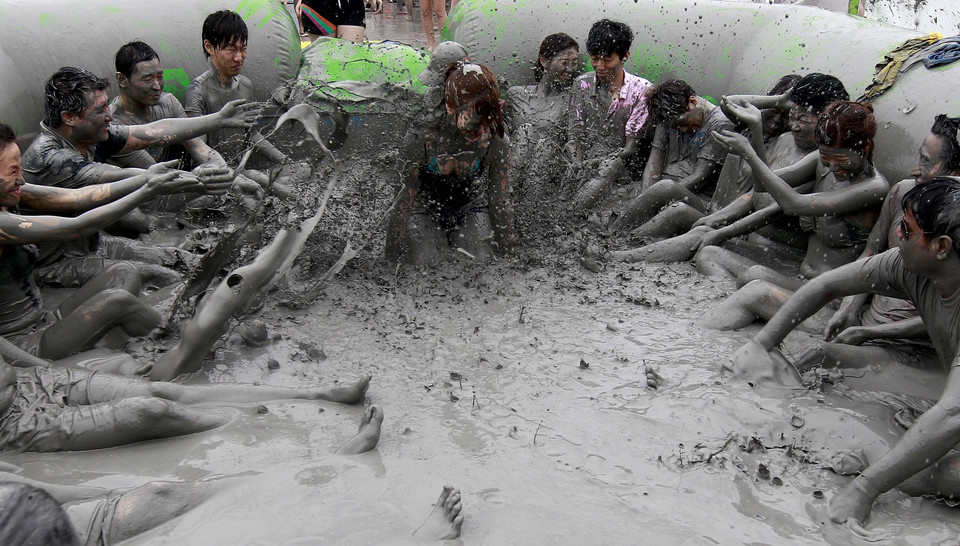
[322,374,372,404]
[412,486,463,541]
[335,404,383,454]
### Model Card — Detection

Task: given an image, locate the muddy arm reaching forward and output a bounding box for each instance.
[119,99,258,155]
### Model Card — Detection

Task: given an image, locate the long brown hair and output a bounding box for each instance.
[443,61,505,138]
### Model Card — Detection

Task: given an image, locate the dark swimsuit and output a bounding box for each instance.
[416,147,489,231]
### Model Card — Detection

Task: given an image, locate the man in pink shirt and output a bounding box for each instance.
[567,19,653,209]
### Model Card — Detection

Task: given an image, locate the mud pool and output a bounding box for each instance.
[8,248,960,544]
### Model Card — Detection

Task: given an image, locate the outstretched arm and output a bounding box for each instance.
[118,100,258,154]
[830,358,960,525]
[0,165,199,244]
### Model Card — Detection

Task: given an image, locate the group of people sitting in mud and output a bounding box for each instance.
[1,5,959,539]
[0,9,468,544]
[386,17,960,534]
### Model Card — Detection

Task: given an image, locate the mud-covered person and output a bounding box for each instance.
[725,177,960,532]
[186,9,293,199]
[417,41,469,123]
[610,79,735,231]
[20,66,253,288]
[793,114,960,374]
[505,33,581,230]
[0,121,219,370]
[697,101,889,332]
[386,62,514,265]
[566,19,652,211]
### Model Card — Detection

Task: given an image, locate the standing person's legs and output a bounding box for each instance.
[336,0,366,42]
[420,0,445,50]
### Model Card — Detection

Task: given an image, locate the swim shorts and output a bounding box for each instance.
[65,493,122,546]
[0,366,114,453]
[301,0,366,36]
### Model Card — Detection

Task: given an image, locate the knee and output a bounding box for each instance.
[98,288,142,310]
[737,279,775,301]
[694,244,722,265]
[122,396,177,421]
[101,262,142,290]
[738,265,770,286]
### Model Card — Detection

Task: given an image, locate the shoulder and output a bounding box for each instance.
[237,75,254,97]
[572,73,595,92]
[622,70,652,89]
[160,93,187,118]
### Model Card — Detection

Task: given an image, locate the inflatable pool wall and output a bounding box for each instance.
[446,0,960,181]
[0,0,301,135]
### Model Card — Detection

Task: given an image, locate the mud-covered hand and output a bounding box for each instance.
[216,99,260,130]
[832,326,871,346]
[824,302,861,341]
[711,129,755,158]
[829,480,875,529]
[143,161,202,196]
[720,97,762,128]
[192,161,235,195]
[724,340,801,384]
[689,226,724,253]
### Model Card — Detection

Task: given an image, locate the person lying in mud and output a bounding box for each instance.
[793,114,960,373]
[186,11,288,173]
[695,101,889,332]
[21,66,256,288]
[607,79,734,232]
[725,177,960,530]
[0,354,373,453]
[608,75,800,247]
[0,121,231,367]
[385,61,514,265]
[0,476,462,544]
[567,19,652,210]
[610,72,847,263]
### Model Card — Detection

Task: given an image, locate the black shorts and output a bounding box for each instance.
[301,0,365,36]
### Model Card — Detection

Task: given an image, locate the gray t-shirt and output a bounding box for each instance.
[853,248,960,369]
[185,70,253,159]
[22,123,130,189]
[108,93,187,165]
[653,102,733,182]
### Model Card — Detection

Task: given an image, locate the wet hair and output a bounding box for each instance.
[815,101,877,161]
[42,67,110,128]
[202,10,248,58]
[0,122,14,148]
[791,73,849,114]
[930,114,960,174]
[115,41,160,78]
[769,74,801,96]
[534,33,579,83]
[443,61,505,138]
[902,176,960,254]
[647,79,696,126]
[0,482,80,546]
[586,19,633,59]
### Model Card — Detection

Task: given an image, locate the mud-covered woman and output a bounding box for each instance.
[0,122,221,369]
[386,62,514,265]
[695,101,890,331]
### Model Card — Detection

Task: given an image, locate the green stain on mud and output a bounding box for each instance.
[163,68,191,101]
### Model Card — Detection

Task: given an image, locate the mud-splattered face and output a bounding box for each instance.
[761,107,788,139]
[73,90,112,144]
[912,133,945,183]
[542,47,580,87]
[206,37,247,80]
[0,143,24,210]
[122,58,164,107]
[451,100,491,145]
[818,144,865,182]
[897,208,939,274]
[589,52,626,86]
[789,106,818,150]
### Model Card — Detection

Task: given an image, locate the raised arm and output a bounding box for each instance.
[118,99,258,154]
[640,125,668,189]
[713,130,888,216]
[719,97,768,164]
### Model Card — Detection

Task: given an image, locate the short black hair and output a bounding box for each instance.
[0,482,80,546]
[769,74,801,96]
[115,41,160,78]
[0,122,14,148]
[931,114,960,174]
[202,10,248,59]
[791,73,849,114]
[43,67,110,128]
[647,79,695,126]
[902,176,960,255]
[586,19,633,59]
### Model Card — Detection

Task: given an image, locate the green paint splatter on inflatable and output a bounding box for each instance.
[162,68,191,102]
[38,13,52,25]
[716,70,723,80]
[632,44,688,82]
[103,7,120,14]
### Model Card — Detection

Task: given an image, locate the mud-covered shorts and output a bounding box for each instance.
[0,367,112,453]
[65,493,122,546]
[301,0,365,36]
